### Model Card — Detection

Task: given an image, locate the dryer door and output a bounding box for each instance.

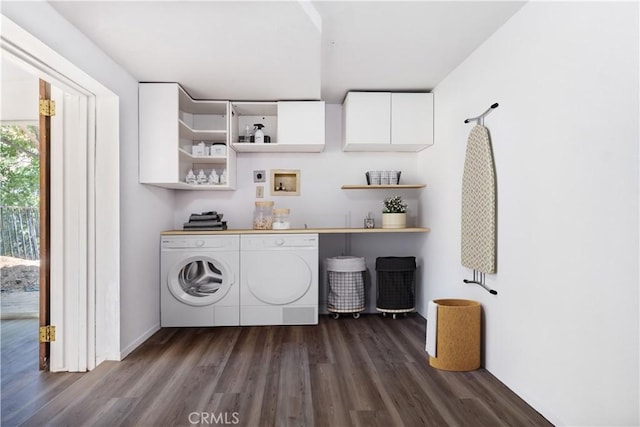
[244,252,312,305]
[168,255,234,306]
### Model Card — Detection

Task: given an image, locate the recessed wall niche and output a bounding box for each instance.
[270,169,300,196]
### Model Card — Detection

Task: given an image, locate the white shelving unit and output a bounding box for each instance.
[139,83,326,190]
[139,83,236,190]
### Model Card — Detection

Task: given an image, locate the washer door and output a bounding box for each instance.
[245,252,312,305]
[168,255,234,306]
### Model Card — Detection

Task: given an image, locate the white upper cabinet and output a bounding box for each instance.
[139,83,236,190]
[231,101,325,153]
[342,91,433,152]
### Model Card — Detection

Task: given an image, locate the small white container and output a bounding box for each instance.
[272,208,291,230]
[211,144,226,156]
[192,142,205,156]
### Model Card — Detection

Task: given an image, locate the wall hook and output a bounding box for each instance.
[463,270,497,295]
[464,102,499,125]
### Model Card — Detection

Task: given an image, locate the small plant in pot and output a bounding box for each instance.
[382,196,407,229]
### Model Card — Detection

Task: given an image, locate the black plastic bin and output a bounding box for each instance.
[376,256,416,319]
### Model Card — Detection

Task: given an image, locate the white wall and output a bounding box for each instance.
[1,2,175,359]
[418,2,639,426]
[175,104,424,312]
[0,58,39,121]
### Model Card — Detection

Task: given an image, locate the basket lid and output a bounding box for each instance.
[326,256,366,272]
[375,256,416,271]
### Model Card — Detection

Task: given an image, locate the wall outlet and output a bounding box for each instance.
[253,170,266,183]
[256,186,264,198]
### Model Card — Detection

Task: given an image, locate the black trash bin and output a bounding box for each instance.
[375,256,416,319]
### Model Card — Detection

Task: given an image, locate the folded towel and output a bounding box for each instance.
[183,223,227,230]
[183,220,223,227]
[426,300,438,357]
[189,213,223,222]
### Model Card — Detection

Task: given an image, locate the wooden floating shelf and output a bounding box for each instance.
[341,184,426,189]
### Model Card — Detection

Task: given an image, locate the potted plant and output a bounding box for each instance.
[382,195,407,229]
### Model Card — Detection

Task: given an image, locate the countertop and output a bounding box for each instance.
[161,227,430,235]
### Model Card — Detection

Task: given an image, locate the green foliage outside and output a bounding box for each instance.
[0,124,40,207]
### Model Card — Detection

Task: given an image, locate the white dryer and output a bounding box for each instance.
[160,235,239,327]
[240,234,318,326]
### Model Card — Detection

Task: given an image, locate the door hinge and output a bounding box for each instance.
[39,99,56,117]
[39,325,56,343]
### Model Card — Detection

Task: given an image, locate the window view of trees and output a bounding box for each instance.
[1,124,40,260]
[0,124,39,207]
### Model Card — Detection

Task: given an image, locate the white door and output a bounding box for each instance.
[277,101,325,145]
[168,255,234,306]
[343,92,391,147]
[243,252,312,304]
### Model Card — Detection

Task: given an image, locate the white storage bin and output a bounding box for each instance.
[326,256,366,319]
[210,144,227,156]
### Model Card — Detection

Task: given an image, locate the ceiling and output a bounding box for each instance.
[49,1,525,103]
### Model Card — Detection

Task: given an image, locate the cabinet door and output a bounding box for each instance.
[343,92,391,149]
[139,83,179,183]
[277,101,325,146]
[391,93,433,149]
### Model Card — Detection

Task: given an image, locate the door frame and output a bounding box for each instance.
[1,15,121,370]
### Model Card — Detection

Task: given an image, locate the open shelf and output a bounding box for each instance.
[178,119,227,142]
[341,184,426,189]
[178,148,227,164]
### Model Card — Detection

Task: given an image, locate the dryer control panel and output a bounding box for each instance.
[241,234,318,250]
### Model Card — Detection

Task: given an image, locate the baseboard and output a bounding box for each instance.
[119,323,160,360]
[487,369,564,426]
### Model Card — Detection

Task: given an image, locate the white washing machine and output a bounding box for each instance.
[240,234,318,326]
[160,235,239,327]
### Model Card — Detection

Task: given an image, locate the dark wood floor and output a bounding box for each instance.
[1,315,552,427]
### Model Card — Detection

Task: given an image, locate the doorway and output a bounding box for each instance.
[1,13,121,372]
[0,58,46,368]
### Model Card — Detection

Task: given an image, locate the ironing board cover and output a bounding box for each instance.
[461,125,497,274]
